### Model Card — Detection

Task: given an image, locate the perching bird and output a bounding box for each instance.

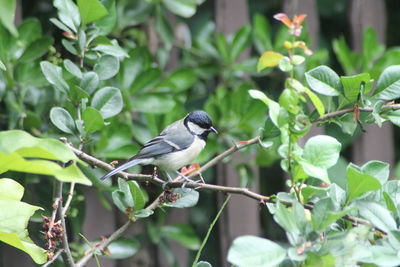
[100,110,217,182]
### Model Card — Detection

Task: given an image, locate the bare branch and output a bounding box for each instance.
[61,182,75,218]
[313,103,400,122]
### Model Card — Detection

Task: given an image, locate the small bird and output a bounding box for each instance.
[100,110,217,182]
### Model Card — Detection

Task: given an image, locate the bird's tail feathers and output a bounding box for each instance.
[100,158,143,180]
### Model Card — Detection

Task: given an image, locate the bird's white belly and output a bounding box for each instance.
[153,137,206,171]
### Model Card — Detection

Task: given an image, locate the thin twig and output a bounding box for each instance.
[192,195,231,266]
[75,220,132,267]
[41,249,64,267]
[61,182,75,218]
[313,103,400,122]
[55,181,75,267]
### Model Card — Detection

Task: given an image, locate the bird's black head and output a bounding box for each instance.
[184,110,217,140]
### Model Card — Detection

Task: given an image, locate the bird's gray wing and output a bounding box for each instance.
[133,120,194,159]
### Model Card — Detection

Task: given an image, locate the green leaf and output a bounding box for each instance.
[0,0,18,36]
[161,224,200,250]
[0,130,78,163]
[230,25,251,62]
[215,33,229,62]
[77,0,108,25]
[133,94,175,114]
[95,0,116,35]
[103,237,140,259]
[54,0,80,32]
[91,87,123,119]
[0,178,23,200]
[292,55,305,65]
[358,202,397,233]
[94,55,120,80]
[227,235,286,267]
[252,13,272,54]
[117,178,134,208]
[257,51,284,72]
[0,232,47,264]
[112,191,127,213]
[273,202,305,245]
[304,87,325,116]
[155,5,173,49]
[163,0,196,18]
[82,107,104,132]
[332,37,356,75]
[278,56,293,72]
[69,85,90,103]
[383,192,397,215]
[50,18,72,33]
[80,71,99,94]
[346,165,381,203]
[196,262,212,267]
[302,135,341,168]
[279,88,299,114]
[312,198,352,231]
[128,180,145,210]
[360,160,389,185]
[374,65,400,100]
[364,246,400,267]
[19,37,53,62]
[64,59,82,78]
[49,107,76,134]
[305,65,342,96]
[248,89,280,126]
[0,179,46,264]
[305,253,335,267]
[0,59,5,71]
[40,61,69,93]
[92,43,128,58]
[165,188,199,208]
[166,69,196,92]
[340,73,372,102]
[130,67,162,94]
[135,209,153,218]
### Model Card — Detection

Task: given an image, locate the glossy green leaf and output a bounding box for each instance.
[163,0,196,18]
[19,37,53,62]
[54,0,80,32]
[155,5,173,49]
[0,178,23,200]
[64,59,82,78]
[257,51,284,72]
[346,165,381,203]
[135,209,153,218]
[360,160,389,185]
[130,68,161,94]
[248,89,280,126]
[252,13,272,54]
[305,253,335,267]
[95,0,116,35]
[0,0,17,36]
[91,87,123,119]
[302,135,341,169]
[69,85,90,102]
[196,262,212,267]
[278,56,293,72]
[103,237,140,259]
[228,235,286,267]
[161,224,200,250]
[128,180,145,210]
[165,188,199,208]
[0,59,5,71]
[112,191,127,213]
[340,73,372,102]
[332,37,356,75]
[49,107,76,134]
[40,61,69,93]
[50,18,72,33]
[133,94,175,114]
[94,55,120,80]
[304,87,325,116]
[230,25,251,62]
[383,192,397,215]
[374,65,400,100]
[305,65,342,96]
[312,198,352,231]
[78,0,108,25]
[83,107,104,132]
[167,69,196,92]
[92,43,128,58]
[80,71,99,94]
[292,55,305,65]
[358,202,397,233]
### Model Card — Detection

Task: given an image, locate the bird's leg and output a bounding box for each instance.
[175,170,197,188]
[161,172,173,190]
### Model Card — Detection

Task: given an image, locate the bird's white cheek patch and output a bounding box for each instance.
[187,121,207,135]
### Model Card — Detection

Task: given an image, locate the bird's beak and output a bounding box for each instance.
[210,126,218,134]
